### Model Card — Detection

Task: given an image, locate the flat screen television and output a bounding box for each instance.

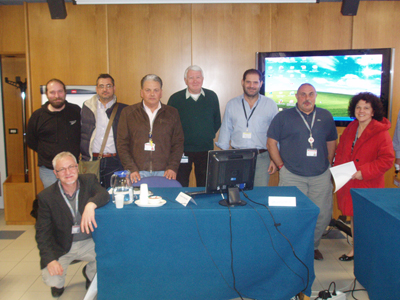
[205,148,258,206]
[256,48,394,127]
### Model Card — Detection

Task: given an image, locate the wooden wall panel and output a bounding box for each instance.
[1,56,26,176]
[27,3,108,112]
[107,4,192,105]
[271,2,352,52]
[0,5,25,54]
[192,4,272,115]
[352,1,400,187]
[26,3,108,193]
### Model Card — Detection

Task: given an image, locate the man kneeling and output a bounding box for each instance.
[35,151,109,297]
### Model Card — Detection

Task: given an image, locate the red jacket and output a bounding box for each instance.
[334,118,394,216]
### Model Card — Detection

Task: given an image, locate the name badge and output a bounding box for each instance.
[144,142,155,151]
[181,155,189,163]
[243,132,252,139]
[72,225,80,234]
[307,148,317,157]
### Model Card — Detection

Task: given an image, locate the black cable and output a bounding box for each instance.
[351,278,359,300]
[226,203,245,300]
[340,278,367,300]
[328,281,336,296]
[187,200,254,300]
[241,190,310,294]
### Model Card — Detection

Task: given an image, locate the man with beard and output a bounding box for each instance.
[267,83,337,260]
[81,74,127,188]
[27,79,81,188]
[216,69,278,186]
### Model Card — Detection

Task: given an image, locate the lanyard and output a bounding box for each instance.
[242,98,259,129]
[59,181,80,225]
[295,107,316,148]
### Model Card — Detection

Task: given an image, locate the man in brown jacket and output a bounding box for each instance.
[117,74,184,183]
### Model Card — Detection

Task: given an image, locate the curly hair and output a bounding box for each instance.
[348,92,384,121]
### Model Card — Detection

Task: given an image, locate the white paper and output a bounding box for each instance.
[175,192,197,206]
[268,196,296,207]
[329,161,357,193]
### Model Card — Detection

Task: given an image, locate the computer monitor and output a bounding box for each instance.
[205,148,258,207]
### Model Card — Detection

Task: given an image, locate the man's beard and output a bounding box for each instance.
[49,98,65,109]
[244,88,259,98]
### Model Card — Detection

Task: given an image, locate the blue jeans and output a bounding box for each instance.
[39,166,58,189]
[139,171,165,178]
[93,156,124,189]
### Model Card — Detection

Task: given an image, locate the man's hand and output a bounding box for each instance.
[130,171,141,183]
[268,160,277,175]
[164,169,177,180]
[351,170,363,181]
[47,260,63,276]
[81,202,98,234]
[395,158,400,166]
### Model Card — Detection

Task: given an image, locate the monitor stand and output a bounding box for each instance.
[219,187,247,207]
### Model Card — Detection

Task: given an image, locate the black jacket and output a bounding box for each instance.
[27,101,81,169]
[35,174,109,269]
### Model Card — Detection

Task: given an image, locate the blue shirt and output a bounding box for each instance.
[393,109,400,158]
[216,94,278,150]
[267,105,338,176]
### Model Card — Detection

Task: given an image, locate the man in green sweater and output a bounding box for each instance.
[168,65,221,187]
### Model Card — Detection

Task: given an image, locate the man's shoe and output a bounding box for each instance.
[339,254,354,261]
[51,287,64,297]
[82,265,91,289]
[314,249,324,260]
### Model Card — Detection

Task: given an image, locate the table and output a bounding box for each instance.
[93,187,318,300]
[351,188,400,300]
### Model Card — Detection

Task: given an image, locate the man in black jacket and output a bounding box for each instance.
[35,151,109,297]
[27,79,81,188]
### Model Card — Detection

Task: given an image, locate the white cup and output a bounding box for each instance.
[115,194,124,209]
[140,183,149,204]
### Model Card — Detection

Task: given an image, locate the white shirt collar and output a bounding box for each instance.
[185,88,205,100]
[97,95,116,109]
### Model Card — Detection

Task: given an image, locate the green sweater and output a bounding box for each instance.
[168,88,221,152]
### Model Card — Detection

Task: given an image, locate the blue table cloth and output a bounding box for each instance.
[93,186,318,300]
[351,188,400,300]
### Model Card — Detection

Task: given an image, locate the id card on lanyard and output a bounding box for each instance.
[295,107,318,157]
[59,182,81,234]
[242,98,259,139]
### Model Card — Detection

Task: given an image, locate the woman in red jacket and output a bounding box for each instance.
[335,92,394,261]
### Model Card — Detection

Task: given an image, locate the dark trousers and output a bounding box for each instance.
[93,156,124,189]
[176,151,208,187]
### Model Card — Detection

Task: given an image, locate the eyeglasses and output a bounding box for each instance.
[98,84,113,90]
[56,164,78,174]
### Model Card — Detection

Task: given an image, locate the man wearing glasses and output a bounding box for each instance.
[81,74,128,188]
[35,151,109,297]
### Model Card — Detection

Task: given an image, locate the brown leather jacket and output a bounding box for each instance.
[117,102,184,173]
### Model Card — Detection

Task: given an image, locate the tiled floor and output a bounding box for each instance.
[0,209,370,300]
